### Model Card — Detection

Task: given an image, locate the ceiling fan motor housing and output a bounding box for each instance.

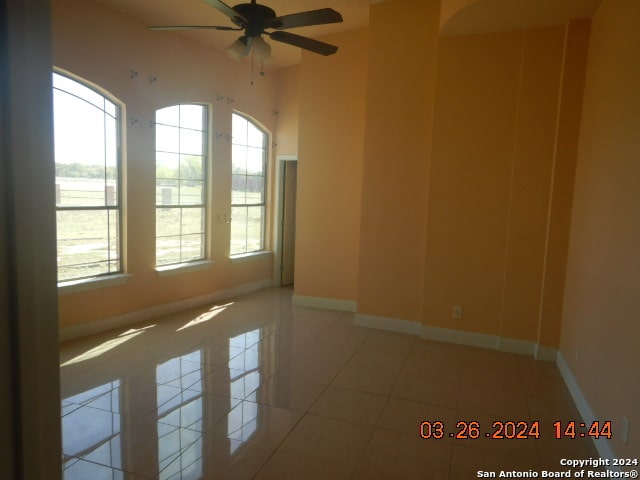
[232,3,279,36]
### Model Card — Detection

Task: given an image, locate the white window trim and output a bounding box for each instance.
[229,251,272,263]
[156,259,213,277]
[58,273,131,295]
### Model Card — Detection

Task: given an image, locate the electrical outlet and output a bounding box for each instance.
[453,305,463,320]
[621,417,630,445]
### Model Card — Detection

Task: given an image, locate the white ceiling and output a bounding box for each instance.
[93,0,372,68]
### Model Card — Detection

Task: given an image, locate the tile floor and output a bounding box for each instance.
[60,287,599,479]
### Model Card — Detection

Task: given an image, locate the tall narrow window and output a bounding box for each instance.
[53,72,122,282]
[231,113,267,256]
[155,104,208,266]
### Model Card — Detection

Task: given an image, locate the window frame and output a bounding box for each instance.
[230,112,269,257]
[154,103,210,269]
[52,69,124,285]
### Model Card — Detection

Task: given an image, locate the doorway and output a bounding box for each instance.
[274,156,298,286]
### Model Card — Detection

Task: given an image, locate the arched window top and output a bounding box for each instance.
[232,112,269,148]
[52,69,123,282]
[230,112,268,256]
[53,69,121,112]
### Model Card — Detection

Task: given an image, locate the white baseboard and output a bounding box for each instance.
[350,313,559,362]
[421,324,499,350]
[291,294,357,312]
[534,344,558,362]
[556,352,618,468]
[355,313,422,335]
[59,279,272,342]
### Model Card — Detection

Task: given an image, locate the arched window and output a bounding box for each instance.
[231,113,268,255]
[155,104,209,266]
[53,71,123,282]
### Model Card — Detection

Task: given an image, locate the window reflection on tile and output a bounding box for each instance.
[61,380,122,475]
[157,351,203,479]
[228,329,261,454]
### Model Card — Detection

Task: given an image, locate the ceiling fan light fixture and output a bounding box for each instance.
[225,38,247,61]
[252,36,273,63]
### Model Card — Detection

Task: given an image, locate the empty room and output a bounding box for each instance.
[1,0,638,478]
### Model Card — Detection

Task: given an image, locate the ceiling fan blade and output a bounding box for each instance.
[265,8,343,30]
[201,0,247,25]
[149,25,242,31]
[269,31,338,56]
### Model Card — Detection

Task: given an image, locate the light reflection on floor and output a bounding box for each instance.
[60,287,599,479]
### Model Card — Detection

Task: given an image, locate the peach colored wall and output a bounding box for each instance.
[275,65,300,156]
[356,0,440,321]
[537,20,590,348]
[561,0,640,458]
[294,29,368,300]
[440,0,480,29]
[424,24,588,344]
[53,0,278,328]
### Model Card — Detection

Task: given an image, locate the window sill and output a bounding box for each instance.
[229,251,272,263]
[156,260,213,277]
[58,273,131,295]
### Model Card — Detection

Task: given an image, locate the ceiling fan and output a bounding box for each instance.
[149,0,343,60]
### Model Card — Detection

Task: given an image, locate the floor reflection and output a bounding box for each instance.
[60,307,276,479]
[227,329,261,454]
[62,380,122,479]
[157,351,204,479]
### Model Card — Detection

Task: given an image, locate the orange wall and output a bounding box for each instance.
[424,23,588,344]
[293,29,368,300]
[356,0,441,321]
[275,65,300,156]
[53,0,278,329]
[561,0,640,458]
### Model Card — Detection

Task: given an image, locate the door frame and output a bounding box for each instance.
[272,154,298,286]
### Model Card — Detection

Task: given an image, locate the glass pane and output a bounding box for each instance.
[179,180,204,206]
[246,176,264,204]
[57,209,120,281]
[156,179,178,206]
[156,208,181,238]
[180,155,204,180]
[180,104,204,131]
[181,208,204,235]
[181,233,204,262]
[156,124,179,153]
[246,206,263,252]
[231,175,246,204]
[230,207,247,255]
[53,73,105,110]
[108,210,120,263]
[247,122,264,148]
[157,152,180,180]
[156,105,180,127]
[180,128,203,155]
[105,100,116,118]
[232,114,247,145]
[232,145,247,175]
[156,236,181,266]
[246,147,264,175]
[105,115,118,178]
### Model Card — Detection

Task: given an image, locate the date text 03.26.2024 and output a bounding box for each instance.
[419,420,613,440]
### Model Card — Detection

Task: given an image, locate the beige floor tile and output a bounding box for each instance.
[276,413,373,469]
[458,384,531,418]
[58,287,598,480]
[309,386,387,426]
[353,428,451,480]
[377,397,457,438]
[255,449,355,480]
